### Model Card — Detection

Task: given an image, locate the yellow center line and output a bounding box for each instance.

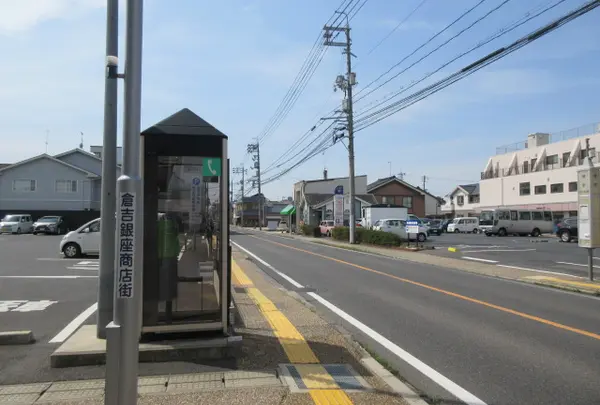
[231,260,353,404]
[250,235,600,342]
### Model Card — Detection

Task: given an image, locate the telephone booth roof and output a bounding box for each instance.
[142,108,228,139]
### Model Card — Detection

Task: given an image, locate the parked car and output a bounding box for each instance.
[556,217,578,243]
[0,214,33,234]
[447,217,480,233]
[373,218,428,242]
[319,220,335,236]
[428,219,443,236]
[33,216,66,235]
[60,218,100,258]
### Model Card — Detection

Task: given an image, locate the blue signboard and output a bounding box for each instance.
[406,220,420,234]
[334,185,344,195]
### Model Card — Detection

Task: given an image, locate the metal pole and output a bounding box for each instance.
[241,169,244,227]
[97,0,119,340]
[344,25,357,244]
[104,0,144,403]
[588,248,594,281]
[257,143,262,230]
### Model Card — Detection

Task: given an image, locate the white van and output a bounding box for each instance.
[60,218,100,258]
[447,217,480,233]
[0,214,33,234]
[373,218,428,242]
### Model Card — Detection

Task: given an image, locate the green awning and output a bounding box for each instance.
[280,205,296,215]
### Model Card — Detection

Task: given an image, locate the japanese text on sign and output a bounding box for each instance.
[117,192,136,299]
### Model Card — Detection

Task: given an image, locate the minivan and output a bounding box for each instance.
[0,214,34,234]
[447,217,480,233]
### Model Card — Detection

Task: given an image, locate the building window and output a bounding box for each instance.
[56,180,78,193]
[519,182,530,196]
[402,196,413,208]
[532,211,543,221]
[550,183,564,193]
[534,185,546,195]
[562,152,571,167]
[569,181,577,192]
[381,196,395,204]
[468,195,480,204]
[456,196,464,206]
[545,154,558,169]
[12,179,36,192]
[519,211,531,220]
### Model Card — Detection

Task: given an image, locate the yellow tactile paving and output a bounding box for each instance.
[232,259,353,404]
[535,276,600,290]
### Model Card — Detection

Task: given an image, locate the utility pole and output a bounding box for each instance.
[104,0,144,403]
[324,11,357,243]
[233,166,247,227]
[97,0,119,340]
[247,142,262,229]
[422,175,428,191]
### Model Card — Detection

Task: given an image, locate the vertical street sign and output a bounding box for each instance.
[116,192,136,299]
[333,185,344,227]
[190,177,202,225]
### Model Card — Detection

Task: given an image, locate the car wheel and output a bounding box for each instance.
[33,231,37,235]
[16,228,21,235]
[485,232,492,237]
[454,229,460,233]
[472,228,478,234]
[417,233,426,242]
[531,228,541,237]
[560,231,571,243]
[63,243,82,258]
[498,228,507,237]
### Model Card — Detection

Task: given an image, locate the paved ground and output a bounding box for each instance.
[427,232,596,279]
[0,234,99,384]
[233,228,600,405]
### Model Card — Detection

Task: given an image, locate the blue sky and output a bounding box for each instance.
[1,0,599,199]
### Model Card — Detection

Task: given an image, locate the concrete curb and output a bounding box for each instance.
[0,331,34,345]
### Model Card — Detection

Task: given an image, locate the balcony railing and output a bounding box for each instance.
[481,154,597,180]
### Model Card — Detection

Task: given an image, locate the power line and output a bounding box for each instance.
[255,0,356,144]
[353,0,490,101]
[355,0,600,131]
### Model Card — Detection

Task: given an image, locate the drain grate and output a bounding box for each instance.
[279,363,371,393]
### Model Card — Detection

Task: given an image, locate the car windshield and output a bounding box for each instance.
[430,220,441,226]
[480,211,494,225]
[2,215,19,222]
[37,217,59,223]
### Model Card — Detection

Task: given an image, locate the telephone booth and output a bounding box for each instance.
[141,108,230,335]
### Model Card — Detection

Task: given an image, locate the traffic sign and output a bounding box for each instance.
[406,220,420,235]
[202,158,221,177]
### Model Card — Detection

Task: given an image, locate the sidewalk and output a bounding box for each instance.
[247,228,600,296]
[0,248,421,405]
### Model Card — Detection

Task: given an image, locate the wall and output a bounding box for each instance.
[0,158,94,211]
[424,194,441,216]
[370,181,425,217]
[480,167,579,211]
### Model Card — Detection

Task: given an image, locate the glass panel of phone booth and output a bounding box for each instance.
[156,155,222,323]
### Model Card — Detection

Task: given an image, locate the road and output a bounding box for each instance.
[427,232,595,279]
[232,229,600,405]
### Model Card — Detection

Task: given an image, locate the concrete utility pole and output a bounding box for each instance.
[422,175,428,191]
[97,0,119,340]
[247,143,262,229]
[324,12,357,243]
[233,166,247,226]
[104,0,144,403]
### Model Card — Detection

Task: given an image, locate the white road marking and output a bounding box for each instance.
[68,267,99,271]
[461,249,536,253]
[49,302,98,343]
[37,258,76,261]
[232,240,304,289]
[178,245,185,261]
[0,300,58,312]
[555,261,600,269]
[496,264,584,279]
[0,275,97,279]
[231,240,487,405]
[463,256,499,264]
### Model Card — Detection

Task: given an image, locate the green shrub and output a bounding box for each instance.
[331,226,350,241]
[300,224,321,237]
[332,226,401,246]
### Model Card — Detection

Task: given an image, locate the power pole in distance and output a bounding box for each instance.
[247,142,262,229]
[324,12,357,243]
[233,166,247,226]
[422,175,428,191]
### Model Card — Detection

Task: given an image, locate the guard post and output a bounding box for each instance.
[140,108,231,335]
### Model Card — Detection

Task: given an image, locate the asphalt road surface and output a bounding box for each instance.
[428,233,595,279]
[232,228,600,405]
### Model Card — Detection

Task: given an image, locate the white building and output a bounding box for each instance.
[479,123,600,218]
[440,184,480,217]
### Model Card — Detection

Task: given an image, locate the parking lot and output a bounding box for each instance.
[426,232,597,279]
[0,233,99,384]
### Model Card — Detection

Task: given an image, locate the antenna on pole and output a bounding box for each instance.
[45,130,49,154]
[79,132,84,149]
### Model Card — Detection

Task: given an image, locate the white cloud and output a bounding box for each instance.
[0,0,105,34]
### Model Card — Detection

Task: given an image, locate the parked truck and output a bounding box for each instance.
[361,205,409,229]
